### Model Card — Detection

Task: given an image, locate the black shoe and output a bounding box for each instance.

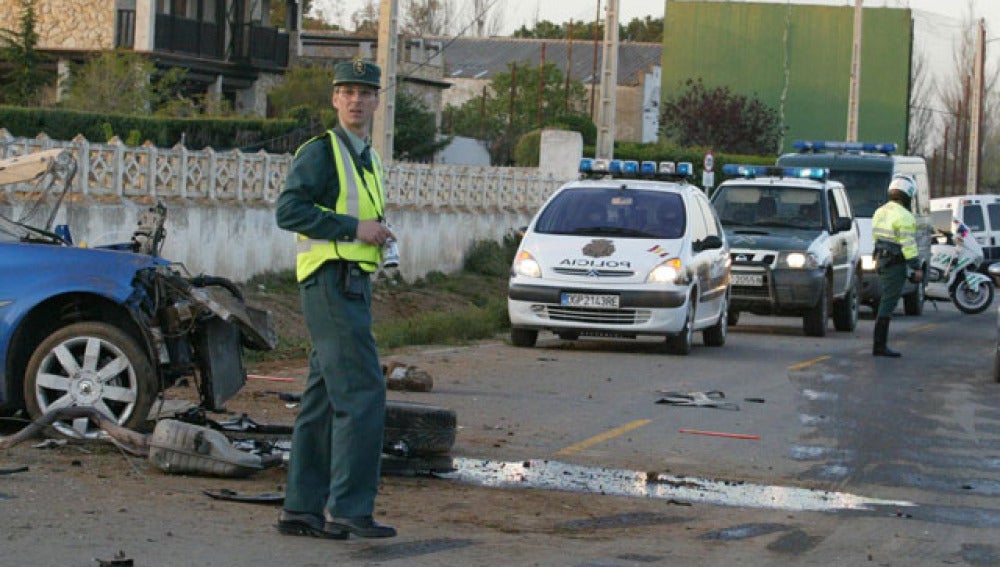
[277,511,348,539]
[873,346,901,358]
[327,516,397,538]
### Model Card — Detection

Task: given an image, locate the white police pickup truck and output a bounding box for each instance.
[507,159,731,355]
[709,164,861,337]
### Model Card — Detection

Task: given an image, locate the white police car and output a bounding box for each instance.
[507,159,731,354]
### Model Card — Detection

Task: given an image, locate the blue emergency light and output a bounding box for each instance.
[793,140,897,154]
[578,158,694,181]
[723,163,828,181]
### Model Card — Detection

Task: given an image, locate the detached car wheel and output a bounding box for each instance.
[383,400,457,457]
[24,322,156,439]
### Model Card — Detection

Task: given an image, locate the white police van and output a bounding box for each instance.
[507,159,731,355]
[777,141,932,315]
[930,194,1000,264]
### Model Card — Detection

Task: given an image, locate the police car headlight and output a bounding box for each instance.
[513,251,542,278]
[861,254,877,271]
[784,252,819,269]
[647,258,683,284]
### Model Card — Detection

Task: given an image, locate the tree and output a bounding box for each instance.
[459,0,506,38]
[401,0,452,36]
[61,50,184,116]
[393,87,450,161]
[930,4,1000,194]
[0,0,50,106]
[907,50,936,157]
[267,64,337,124]
[511,17,662,42]
[442,62,591,165]
[351,0,379,35]
[660,78,783,155]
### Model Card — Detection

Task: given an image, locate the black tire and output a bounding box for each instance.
[727,310,740,326]
[803,280,829,337]
[383,400,456,457]
[703,295,727,347]
[24,322,156,439]
[832,276,859,332]
[381,453,455,477]
[951,279,994,315]
[510,328,538,347]
[903,280,925,316]
[665,298,695,355]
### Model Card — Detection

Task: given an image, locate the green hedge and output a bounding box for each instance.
[0,106,303,152]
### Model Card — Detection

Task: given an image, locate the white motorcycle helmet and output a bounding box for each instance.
[887,175,916,205]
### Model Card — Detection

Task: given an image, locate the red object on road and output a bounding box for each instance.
[678,428,759,440]
[247,374,296,383]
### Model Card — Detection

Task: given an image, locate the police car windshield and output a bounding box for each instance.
[827,171,891,218]
[714,185,824,230]
[534,187,686,239]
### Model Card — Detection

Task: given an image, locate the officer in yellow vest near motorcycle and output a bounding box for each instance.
[871,175,923,357]
[274,59,397,539]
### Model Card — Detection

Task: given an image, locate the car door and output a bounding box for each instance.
[827,187,852,295]
[691,192,729,324]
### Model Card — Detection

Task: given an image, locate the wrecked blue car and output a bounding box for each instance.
[0,149,275,438]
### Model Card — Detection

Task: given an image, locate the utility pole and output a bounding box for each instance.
[595,0,619,160]
[373,0,399,163]
[967,18,985,195]
[846,0,862,142]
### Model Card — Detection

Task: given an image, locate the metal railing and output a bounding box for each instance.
[0,130,562,213]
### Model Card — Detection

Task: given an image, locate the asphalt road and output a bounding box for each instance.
[2,300,998,566]
[387,299,1000,562]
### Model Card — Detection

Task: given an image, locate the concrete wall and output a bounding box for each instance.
[1,200,532,284]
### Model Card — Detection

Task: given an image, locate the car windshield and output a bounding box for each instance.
[828,171,891,218]
[713,185,823,230]
[533,187,686,239]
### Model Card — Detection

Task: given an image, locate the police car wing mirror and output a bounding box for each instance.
[695,235,724,252]
[834,217,853,232]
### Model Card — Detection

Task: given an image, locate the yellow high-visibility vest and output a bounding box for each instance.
[295,131,385,281]
[872,201,918,260]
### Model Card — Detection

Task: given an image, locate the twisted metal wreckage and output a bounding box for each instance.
[0,149,456,480]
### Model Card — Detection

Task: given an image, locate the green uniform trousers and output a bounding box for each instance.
[284,261,385,519]
[876,262,907,319]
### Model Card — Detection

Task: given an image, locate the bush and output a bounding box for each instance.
[513,129,542,167]
[463,233,520,277]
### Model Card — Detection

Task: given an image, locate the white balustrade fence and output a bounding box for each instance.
[0,129,562,211]
[0,130,564,281]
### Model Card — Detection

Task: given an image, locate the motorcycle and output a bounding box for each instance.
[925,218,995,314]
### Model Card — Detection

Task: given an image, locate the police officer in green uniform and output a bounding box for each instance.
[274,59,397,539]
[871,175,923,357]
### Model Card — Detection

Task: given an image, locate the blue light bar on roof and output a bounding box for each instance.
[723,163,828,181]
[640,161,657,176]
[621,160,639,176]
[579,158,594,174]
[608,160,623,175]
[676,162,693,176]
[793,140,897,153]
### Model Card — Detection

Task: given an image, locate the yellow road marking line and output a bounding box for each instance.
[554,419,651,456]
[908,323,937,332]
[788,355,831,371]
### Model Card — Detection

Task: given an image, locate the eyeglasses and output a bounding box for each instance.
[336,86,379,99]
